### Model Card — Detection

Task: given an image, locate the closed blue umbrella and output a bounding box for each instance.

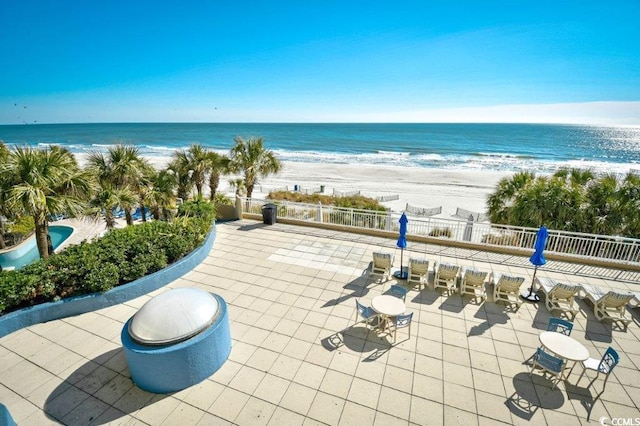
[523,226,548,302]
[394,213,408,279]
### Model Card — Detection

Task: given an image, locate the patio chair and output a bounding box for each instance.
[389,284,408,301]
[354,300,379,329]
[536,278,582,321]
[370,252,394,282]
[389,312,414,343]
[459,268,490,302]
[407,258,430,290]
[581,284,634,329]
[577,346,619,395]
[547,317,573,336]
[493,273,525,308]
[530,347,565,389]
[434,262,461,295]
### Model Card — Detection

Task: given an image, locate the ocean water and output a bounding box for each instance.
[0,123,639,174]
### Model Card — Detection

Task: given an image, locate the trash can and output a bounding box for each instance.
[320,185,325,193]
[262,203,277,225]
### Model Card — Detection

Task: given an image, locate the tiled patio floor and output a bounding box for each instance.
[1,220,639,425]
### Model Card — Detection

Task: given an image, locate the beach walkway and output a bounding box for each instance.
[1,220,638,425]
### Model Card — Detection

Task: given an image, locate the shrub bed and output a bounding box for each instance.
[0,200,215,315]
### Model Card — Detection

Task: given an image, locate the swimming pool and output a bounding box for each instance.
[0,225,74,270]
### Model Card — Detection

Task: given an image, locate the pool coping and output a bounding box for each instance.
[0,223,216,338]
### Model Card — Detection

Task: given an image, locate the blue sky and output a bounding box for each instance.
[1,1,639,124]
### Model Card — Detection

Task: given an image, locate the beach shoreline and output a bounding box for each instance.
[248,161,510,219]
[76,153,510,218]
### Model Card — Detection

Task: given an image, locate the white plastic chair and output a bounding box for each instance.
[407,258,430,290]
[493,273,525,308]
[581,284,633,329]
[434,262,460,295]
[460,268,490,302]
[370,252,393,282]
[536,277,582,321]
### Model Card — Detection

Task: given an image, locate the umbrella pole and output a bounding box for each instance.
[521,265,540,302]
[393,248,407,279]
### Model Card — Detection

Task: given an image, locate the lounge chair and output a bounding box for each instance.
[493,273,525,308]
[370,252,393,282]
[580,284,634,329]
[434,262,461,295]
[460,268,490,302]
[583,284,635,326]
[407,258,430,290]
[536,277,582,321]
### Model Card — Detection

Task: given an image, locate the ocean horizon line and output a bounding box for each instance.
[3,121,640,127]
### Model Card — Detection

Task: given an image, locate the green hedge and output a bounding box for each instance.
[0,200,216,315]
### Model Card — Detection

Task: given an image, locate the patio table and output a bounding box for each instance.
[371,295,406,334]
[539,331,589,380]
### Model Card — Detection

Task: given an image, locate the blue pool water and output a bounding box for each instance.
[0,226,74,270]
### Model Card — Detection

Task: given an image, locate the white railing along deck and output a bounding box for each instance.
[242,198,640,266]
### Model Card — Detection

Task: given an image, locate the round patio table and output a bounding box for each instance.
[371,295,406,334]
[371,295,406,317]
[539,331,589,380]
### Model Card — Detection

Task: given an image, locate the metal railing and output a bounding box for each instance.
[242,198,640,266]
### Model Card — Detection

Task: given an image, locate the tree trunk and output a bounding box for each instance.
[125,209,133,226]
[35,221,50,259]
[0,220,6,249]
[141,204,148,222]
[246,185,254,199]
[209,173,220,201]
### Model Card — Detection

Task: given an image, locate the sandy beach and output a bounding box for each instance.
[248,162,510,219]
[77,153,510,219]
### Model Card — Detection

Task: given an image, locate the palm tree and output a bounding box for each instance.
[229,136,282,198]
[206,151,230,201]
[88,185,137,230]
[168,151,193,201]
[618,172,640,238]
[87,145,152,226]
[2,146,94,258]
[147,169,177,221]
[486,171,536,224]
[0,142,11,249]
[185,144,209,198]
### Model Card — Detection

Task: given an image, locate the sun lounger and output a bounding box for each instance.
[434,262,461,295]
[493,273,525,308]
[370,252,393,282]
[460,268,490,302]
[580,284,634,329]
[535,277,582,321]
[407,258,430,290]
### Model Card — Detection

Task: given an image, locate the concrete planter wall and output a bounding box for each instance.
[0,224,216,338]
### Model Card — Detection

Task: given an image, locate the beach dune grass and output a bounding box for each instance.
[268,191,386,211]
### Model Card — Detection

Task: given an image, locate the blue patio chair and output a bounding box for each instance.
[530,347,564,389]
[389,284,408,301]
[355,300,379,329]
[577,346,619,394]
[390,312,414,343]
[547,317,573,336]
